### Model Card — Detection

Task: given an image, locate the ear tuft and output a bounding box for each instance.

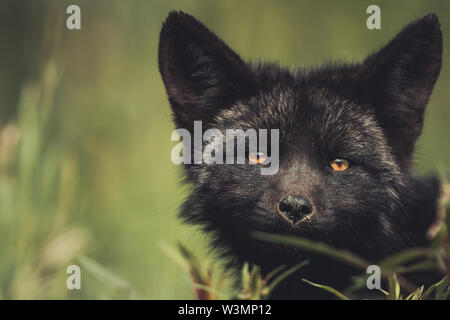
[421,13,440,27]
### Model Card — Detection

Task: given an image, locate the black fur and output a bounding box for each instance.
[158,11,443,299]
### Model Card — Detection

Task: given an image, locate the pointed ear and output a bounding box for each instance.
[158,11,257,130]
[358,14,442,169]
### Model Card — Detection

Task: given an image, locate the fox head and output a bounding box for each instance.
[158,12,442,265]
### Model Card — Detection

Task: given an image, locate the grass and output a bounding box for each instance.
[4,58,446,299]
[169,181,450,300]
[2,0,450,300]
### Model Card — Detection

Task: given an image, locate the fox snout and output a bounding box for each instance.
[278,194,315,224]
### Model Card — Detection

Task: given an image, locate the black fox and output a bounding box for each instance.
[158,11,443,299]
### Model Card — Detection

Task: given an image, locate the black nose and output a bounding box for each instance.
[278,195,314,223]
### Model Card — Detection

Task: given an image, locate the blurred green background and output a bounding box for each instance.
[0,0,449,299]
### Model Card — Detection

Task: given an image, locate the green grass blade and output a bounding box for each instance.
[253,231,369,270]
[379,248,431,269]
[388,274,401,300]
[77,255,137,298]
[302,279,350,300]
[266,261,309,297]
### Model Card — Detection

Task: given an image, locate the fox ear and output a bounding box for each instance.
[358,14,442,169]
[158,11,256,129]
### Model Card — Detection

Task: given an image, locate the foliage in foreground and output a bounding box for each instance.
[170,182,450,300]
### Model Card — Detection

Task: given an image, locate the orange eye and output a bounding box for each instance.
[249,152,267,164]
[330,159,349,171]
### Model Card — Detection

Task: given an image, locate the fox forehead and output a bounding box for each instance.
[213,85,381,138]
[212,84,400,168]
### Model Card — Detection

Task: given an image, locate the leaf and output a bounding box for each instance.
[379,248,431,269]
[405,286,424,300]
[249,265,262,299]
[421,276,447,300]
[388,274,401,300]
[302,279,350,300]
[378,288,390,297]
[264,265,287,283]
[434,276,449,300]
[176,242,204,283]
[160,242,189,273]
[161,242,216,299]
[77,255,137,298]
[241,262,250,290]
[265,261,309,298]
[253,231,369,270]
[395,261,438,274]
